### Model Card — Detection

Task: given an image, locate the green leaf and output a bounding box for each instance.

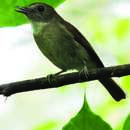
[123,114,130,130]
[0,0,65,27]
[62,97,112,130]
[32,121,59,130]
[114,19,130,40]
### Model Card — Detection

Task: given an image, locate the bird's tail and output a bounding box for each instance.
[99,78,126,101]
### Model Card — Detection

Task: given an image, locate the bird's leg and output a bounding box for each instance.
[54,70,66,76]
[47,70,66,85]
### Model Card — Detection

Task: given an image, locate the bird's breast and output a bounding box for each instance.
[33,21,91,70]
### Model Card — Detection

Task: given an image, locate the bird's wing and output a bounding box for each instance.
[60,19,104,68]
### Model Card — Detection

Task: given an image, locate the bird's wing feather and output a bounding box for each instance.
[59,19,104,68]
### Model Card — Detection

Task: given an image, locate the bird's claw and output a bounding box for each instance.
[47,74,55,86]
[47,70,65,86]
[79,67,89,80]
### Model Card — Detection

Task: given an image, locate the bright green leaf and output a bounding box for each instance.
[32,121,59,130]
[0,0,65,27]
[62,97,112,130]
[123,114,130,130]
[114,19,130,40]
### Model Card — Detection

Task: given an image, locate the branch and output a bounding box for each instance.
[0,64,130,97]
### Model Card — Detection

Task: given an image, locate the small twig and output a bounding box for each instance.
[0,64,130,97]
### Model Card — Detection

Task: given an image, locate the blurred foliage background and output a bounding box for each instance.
[0,0,130,130]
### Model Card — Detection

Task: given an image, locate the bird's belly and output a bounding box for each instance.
[37,37,83,70]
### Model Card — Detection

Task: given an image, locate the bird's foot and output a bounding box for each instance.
[47,70,66,86]
[79,67,89,80]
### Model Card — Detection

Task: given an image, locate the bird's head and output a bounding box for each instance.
[16,2,55,22]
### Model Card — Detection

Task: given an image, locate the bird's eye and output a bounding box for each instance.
[37,5,45,12]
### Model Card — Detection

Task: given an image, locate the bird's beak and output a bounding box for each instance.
[15,6,29,14]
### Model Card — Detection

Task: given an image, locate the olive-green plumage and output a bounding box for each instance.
[16,2,125,101]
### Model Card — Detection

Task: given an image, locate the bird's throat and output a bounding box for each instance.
[31,21,48,35]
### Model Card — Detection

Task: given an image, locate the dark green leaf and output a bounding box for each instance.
[123,114,130,130]
[62,97,112,130]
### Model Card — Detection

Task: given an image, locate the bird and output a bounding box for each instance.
[16,2,126,101]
